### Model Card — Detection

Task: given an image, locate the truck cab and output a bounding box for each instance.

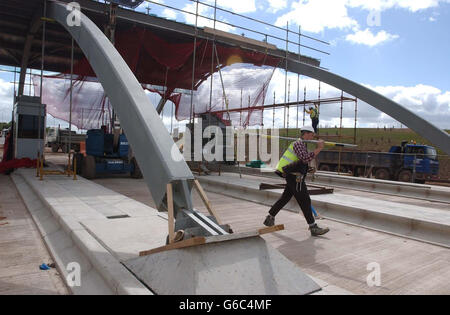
[389,143,439,183]
[46,127,57,144]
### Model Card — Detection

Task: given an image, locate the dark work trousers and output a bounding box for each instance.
[312,118,319,133]
[269,174,315,225]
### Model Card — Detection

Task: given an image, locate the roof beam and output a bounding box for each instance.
[56,0,321,67]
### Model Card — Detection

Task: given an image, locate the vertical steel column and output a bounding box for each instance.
[170,102,174,135]
[283,22,289,151]
[240,88,242,127]
[13,67,16,101]
[296,26,301,135]
[208,0,217,128]
[272,91,275,129]
[284,22,288,131]
[189,0,199,126]
[28,68,32,95]
[339,90,343,142]
[354,98,358,144]
[38,0,47,157]
[317,81,321,135]
[303,86,306,126]
[69,37,74,157]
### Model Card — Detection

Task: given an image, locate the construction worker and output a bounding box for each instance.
[306,105,319,133]
[263,126,330,236]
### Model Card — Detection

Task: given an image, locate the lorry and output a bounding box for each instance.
[74,129,142,179]
[316,141,439,183]
[47,127,86,153]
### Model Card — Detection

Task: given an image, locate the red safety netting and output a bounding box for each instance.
[33,27,281,129]
[0,158,37,174]
[0,132,37,173]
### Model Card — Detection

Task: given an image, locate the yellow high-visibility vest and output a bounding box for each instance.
[276,142,299,173]
[310,108,318,119]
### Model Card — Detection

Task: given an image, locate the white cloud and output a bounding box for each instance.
[267,0,288,13]
[346,28,399,46]
[275,0,450,34]
[0,78,14,122]
[162,8,177,20]
[275,0,358,33]
[346,0,450,12]
[363,83,450,128]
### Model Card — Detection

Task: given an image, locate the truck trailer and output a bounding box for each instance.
[47,127,86,153]
[316,142,439,183]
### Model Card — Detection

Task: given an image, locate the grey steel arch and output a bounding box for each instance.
[47,1,194,210]
[286,60,450,155]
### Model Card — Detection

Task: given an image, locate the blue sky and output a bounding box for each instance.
[1,0,449,130]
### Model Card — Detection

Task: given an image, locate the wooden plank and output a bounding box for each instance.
[138,225,284,257]
[258,224,285,235]
[259,182,333,195]
[193,179,223,225]
[309,188,334,195]
[259,183,285,190]
[166,183,175,244]
[139,236,206,256]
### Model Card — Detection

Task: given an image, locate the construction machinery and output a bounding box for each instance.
[75,129,142,179]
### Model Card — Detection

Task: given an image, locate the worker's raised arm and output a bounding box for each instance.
[293,140,315,163]
[313,139,325,157]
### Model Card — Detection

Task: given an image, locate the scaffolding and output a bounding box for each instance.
[138,0,360,144]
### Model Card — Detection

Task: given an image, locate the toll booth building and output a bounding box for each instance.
[14,96,46,159]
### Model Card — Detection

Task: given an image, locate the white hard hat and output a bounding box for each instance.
[301,126,315,133]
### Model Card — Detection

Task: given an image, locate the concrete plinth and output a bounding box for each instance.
[125,236,321,295]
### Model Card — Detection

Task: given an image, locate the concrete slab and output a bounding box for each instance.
[80,217,168,261]
[125,236,321,295]
[92,175,450,295]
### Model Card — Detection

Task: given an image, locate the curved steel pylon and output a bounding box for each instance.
[48,1,194,211]
[286,60,450,155]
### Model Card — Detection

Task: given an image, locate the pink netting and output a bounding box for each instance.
[32,28,281,129]
[176,63,277,127]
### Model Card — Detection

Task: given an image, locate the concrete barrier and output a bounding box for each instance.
[207,165,450,204]
[308,172,450,204]
[125,236,321,295]
[197,175,450,248]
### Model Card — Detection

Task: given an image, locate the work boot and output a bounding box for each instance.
[309,224,330,236]
[263,215,275,227]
